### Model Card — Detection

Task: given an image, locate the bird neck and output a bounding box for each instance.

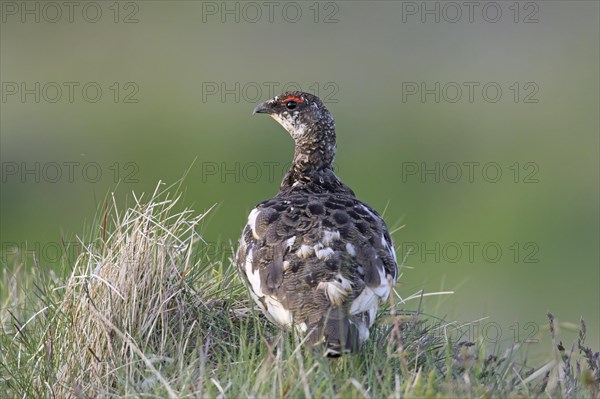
[278,124,346,193]
[291,127,336,175]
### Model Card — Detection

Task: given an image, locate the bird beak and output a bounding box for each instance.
[253,102,272,115]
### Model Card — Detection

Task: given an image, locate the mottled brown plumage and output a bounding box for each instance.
[236,92,398,356]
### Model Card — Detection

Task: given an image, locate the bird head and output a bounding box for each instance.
[253,91,334,142]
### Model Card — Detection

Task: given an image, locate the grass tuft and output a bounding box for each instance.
[1,182,599,398]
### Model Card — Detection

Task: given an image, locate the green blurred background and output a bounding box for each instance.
[1,1,598,358]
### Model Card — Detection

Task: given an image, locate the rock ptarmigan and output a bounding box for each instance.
[236,92,398,357]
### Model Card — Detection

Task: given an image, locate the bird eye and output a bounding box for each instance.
[285,100,297,110]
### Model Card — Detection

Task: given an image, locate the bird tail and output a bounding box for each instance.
[308,308,361,357]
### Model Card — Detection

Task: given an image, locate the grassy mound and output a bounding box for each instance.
[1,182,599,398]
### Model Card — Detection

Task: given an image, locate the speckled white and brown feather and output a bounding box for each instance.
[236,92,398,356]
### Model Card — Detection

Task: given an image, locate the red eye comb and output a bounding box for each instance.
[281,95,303,104]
